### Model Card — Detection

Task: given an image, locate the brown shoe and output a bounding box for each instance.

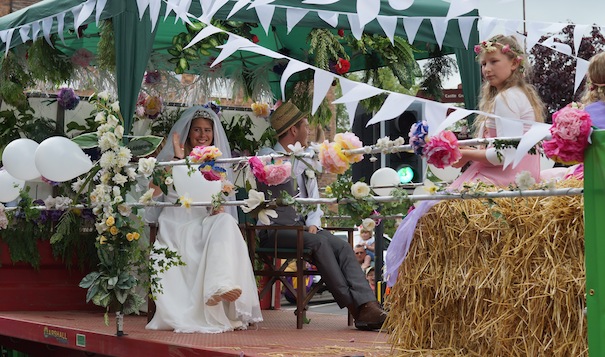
[354,301,386,331]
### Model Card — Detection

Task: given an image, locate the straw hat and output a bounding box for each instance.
[270,101,305,136]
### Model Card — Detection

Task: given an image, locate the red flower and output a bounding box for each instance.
[338,29,345,37]
[252,35,259,44]
[335,58,350,75]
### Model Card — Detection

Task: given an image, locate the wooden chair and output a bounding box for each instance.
[242,223,355,329]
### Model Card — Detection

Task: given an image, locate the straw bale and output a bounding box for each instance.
[385,180,586,356]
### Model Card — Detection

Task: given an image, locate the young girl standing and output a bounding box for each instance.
[386,35,545,286]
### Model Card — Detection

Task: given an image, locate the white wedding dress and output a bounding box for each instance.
[145,188,263,333]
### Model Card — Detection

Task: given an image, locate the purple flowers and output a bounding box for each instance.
[409,120,429,155]
[144,70,162,85]
[57,88,80,110]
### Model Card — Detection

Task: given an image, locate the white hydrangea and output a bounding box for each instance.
[43,195,56,210]
[54,197,73,210]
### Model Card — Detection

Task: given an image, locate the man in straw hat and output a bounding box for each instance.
[257,101,387,330]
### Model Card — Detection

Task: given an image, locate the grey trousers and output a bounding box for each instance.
[259,226,376,309]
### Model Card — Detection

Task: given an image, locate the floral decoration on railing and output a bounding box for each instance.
[251,102,271,119]
[57,87,80,110]
[543,103,593,165]
[319,132,364,174]
[248,156,292,186]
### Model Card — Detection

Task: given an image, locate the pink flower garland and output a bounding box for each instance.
[543,105,593,165]
[424,130,462,169]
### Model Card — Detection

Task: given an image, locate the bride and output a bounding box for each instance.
[145,106,262,333]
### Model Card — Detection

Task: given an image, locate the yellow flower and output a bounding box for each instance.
[126,232,140,242]
[325,186,332,195]
[98,235,107,245]
[106,216,115,226]
[180,195,192,209]
[109,226,119,235]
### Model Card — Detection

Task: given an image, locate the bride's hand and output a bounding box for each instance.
[173,133,185,159]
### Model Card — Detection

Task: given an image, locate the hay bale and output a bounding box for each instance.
[385,180,586,356]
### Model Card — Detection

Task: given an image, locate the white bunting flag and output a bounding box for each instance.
[287,8,308,34]
[366,93,414,126]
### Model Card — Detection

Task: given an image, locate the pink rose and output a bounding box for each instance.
[424,131,462,169]
[319,141,350,175]
[249,156,268,184]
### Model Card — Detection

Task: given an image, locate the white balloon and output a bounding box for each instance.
[2,138,41,181]
[172,165,221,202]
[0,170,25,203]
[428,164,461,182]
[35,137,93,182]
[370,167,401,196]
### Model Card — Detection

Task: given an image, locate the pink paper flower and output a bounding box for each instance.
[264,161,292,186]
[200,164,225,181]
[189,146,222,163]
[424,130,462,169]
[333,132,364,163]
[319,141,350,175]
[71,48,94,67]
[543,105,593,165]
[249,156,268,184]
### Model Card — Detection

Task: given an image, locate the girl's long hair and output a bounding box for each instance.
[581,52,605,104]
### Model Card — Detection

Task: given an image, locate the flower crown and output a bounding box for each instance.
[474,39,525,68]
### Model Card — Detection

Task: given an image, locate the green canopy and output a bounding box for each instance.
[0,0,480,134]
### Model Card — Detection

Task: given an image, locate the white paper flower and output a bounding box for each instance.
[361,218,376,231]
[113,173,128,186]
[125,167,137,181]
[71,178,85,193]
[110,101,121,113]
[305,169,316,179]
[138,157,157,178]
[44,195,56,209]
[54,196,73,210]
[164,176,173,186]
[95,112,106,124]
[241,190,265,213]
[287,141,305,155]
[515,171,536,190]
[118,204,132,217]
[114,125,124,139]
[97,91,110,101]
[107,114,119,127]
[351,182,371,199]
[180,195,193,209]
[99,132,119,151]
[116,146,132,168]
[139,189,155,205]
[257,208,278,225]
[413,180,438,196]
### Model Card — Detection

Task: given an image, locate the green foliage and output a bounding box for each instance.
[223,114,276,156]
[0,189,97,270]
[98,20,115,72]
[0,51,33,111]
[289,80,334,128]
[0,109,56,158]
[323,172,413,228]
[307,28,349,71]
[26,37,74,84]
[167,20,257,74]
[151,107,184,138]
[420,47,458,101]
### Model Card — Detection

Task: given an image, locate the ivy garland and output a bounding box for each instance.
[97,20,116,72]
[0,51,33,111]
[492,139,539,163]
[26,36,74,84]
